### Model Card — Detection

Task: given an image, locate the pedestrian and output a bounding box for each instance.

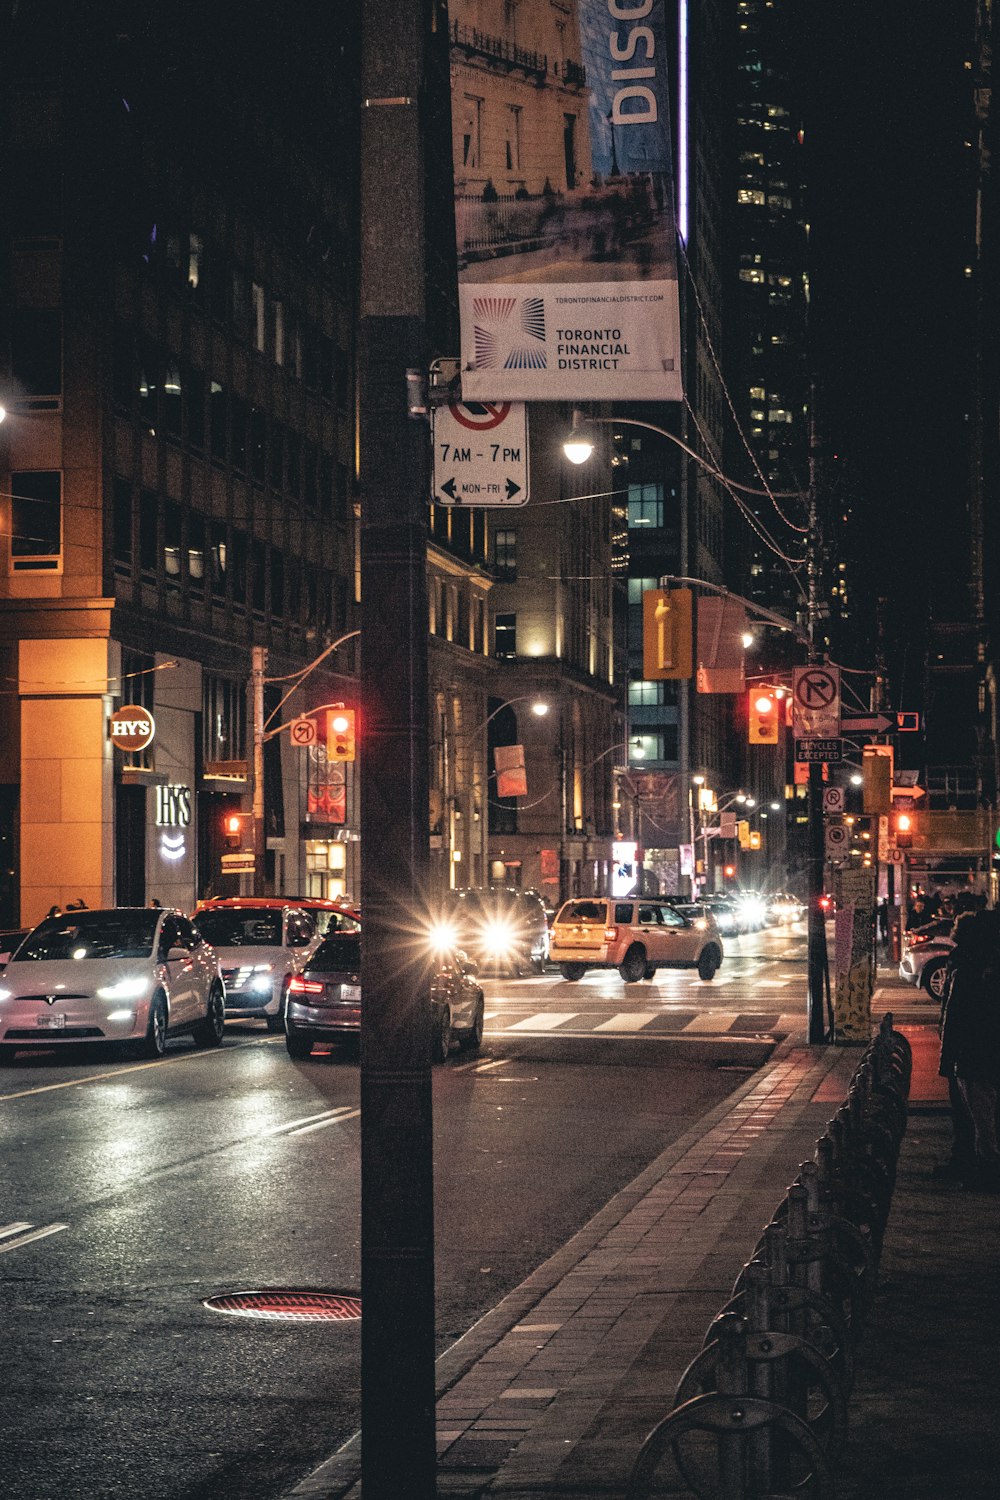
[46,904,61,919]
[938,909,1000,1190]
[877,898,889,941]
[150,897,162,909]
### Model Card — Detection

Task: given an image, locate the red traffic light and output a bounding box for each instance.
[748,689,779,745]
[723,864,736,879]
[327,708,357,762]
[223,812,244,848]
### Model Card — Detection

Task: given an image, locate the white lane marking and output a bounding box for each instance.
[289,1107,360,1137]
[0,1221,33,1240]
[483,1011,502,1020]
[0,1223,69,1254]
[688,976,732,986]
[0,1035,274,1104]
[756,980,790,988]
[451,1057,510,1075]
[681,1012,734,1033]
[594,1012,658,1033]
[507,1012,579,1032]
[258,1105,355,1138]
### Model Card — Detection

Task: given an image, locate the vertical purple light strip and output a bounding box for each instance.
[678,0,689,244]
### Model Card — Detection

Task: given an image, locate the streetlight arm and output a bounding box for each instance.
[659,574,811,641]
[569,413,807,499]
[263,629,360,730]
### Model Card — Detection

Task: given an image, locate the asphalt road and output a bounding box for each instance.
[0,922,806,1499]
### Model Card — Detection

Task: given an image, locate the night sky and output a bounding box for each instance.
[792,1,974,704]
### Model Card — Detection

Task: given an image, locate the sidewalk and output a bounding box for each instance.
[289,972,1000,1499]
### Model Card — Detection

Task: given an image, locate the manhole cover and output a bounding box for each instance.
[204,1291,362,1323]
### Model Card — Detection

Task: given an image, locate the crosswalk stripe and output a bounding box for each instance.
[682,1012,734,1033]
[756,980,790,988]
[289,1107,360,1137]
[594,1012,658,1032]
[0,1223,68,1254]
[259,1105,353,1138]
[508,1012,578,1031]
[0,1221,33,1241]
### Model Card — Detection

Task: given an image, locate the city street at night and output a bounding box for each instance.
[0,924,817,1500]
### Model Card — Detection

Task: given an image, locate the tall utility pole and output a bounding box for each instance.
[251,645,266,895]
[358,2,437,1495]
[806,412,828,1044]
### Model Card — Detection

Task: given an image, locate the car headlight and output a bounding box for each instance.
[694,918,708,931]
[97,977,150,1001]
[429,920,459,954]
[482,919,516,957]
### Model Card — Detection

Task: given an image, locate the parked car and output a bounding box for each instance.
[434,887,550,975]
[0,907,225,1061]
[284,932,485,1062]
[0,928,31,969]
[550,896,724,983]
[899,920,955,999]
[193,899,319,1029]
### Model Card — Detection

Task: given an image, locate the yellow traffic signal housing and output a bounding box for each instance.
[749,829,762,851]
[223,812,244,849]
[737,819,751,849]
[642,588,693,680]
[893,811,913,849]
[327,708,357,762]
[862,749,891,814]
[748,690,779,744]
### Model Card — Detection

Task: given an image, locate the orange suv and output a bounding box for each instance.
[550,897,724,983]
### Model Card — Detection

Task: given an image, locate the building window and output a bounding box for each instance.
[139,490,158,574]
[189,511,206,595]
[495,613,517,658]
[11,309,62,399]
[627,483,664,529]
[462,96,483,169]
[628,679,664,706]
[113,478,133,570]
[164,501,182,589]
[210,523,228,600]
[505,105,522,171]
[252,282,266,353]
[202,674,247,767]
[11,470,62,569]
[627,576,658,604]
[493,528,517,578]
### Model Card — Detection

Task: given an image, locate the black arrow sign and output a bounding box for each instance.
[505,478,521,501]
[440,478,458,501]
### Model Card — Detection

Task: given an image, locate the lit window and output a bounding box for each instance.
[627,483,664,528]
[627,576,658,604]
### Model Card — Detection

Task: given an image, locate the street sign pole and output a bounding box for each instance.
[359,2,438,1494]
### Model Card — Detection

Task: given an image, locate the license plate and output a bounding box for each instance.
[340,985,360,1002]
[36,1012,66,1029]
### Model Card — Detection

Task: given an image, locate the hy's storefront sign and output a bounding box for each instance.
[109,706,155,752]
[451,0,682,402]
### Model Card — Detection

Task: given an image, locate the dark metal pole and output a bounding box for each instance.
[805,409,827,1043]
[359,2,436,1494]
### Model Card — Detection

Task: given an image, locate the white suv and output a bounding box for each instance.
[194,901,319,1030]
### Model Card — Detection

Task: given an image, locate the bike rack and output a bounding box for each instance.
[627,1014,911,1500]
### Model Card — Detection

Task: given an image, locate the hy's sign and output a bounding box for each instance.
[155,785,192,828]
[109,706,155,753]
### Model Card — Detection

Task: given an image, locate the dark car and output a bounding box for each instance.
[436,887,550,976]
[284,933,485,1062]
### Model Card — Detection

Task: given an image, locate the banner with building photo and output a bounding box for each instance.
[450,0,683,402]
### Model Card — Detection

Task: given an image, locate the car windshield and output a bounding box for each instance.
[310,936,361,972]
[197,909,283,946]
[13,911,159,962]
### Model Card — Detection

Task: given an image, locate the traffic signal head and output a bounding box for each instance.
[748,690,779,744]
[723,864,736,880]
[642,588,693,680]
[327,708,357,762]
[894,811,913,849]
[223,812,244,849]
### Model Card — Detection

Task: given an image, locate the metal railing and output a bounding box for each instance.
[627,1015,911,1499]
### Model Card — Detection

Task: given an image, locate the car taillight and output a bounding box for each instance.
[289,976,324,994]
[604,927,618,942]
[909,932,928,946]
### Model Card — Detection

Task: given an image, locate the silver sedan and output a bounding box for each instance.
[0,908,226,1063]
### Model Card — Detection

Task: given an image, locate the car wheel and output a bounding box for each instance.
[266,977,291,1032]
[285,1029,314,1059]
[432,1004,453,1063]
[560,963,585,982]
[461,995,484,1052]
[643,964,658,981]
[140,992,168,1058]
[697,947,720,982]
[619,946,647,984]
[193,982,225,1048]
[922,961,948,1000]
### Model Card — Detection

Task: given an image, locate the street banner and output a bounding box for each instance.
[494,743,528,798]
[449,0,682,402]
